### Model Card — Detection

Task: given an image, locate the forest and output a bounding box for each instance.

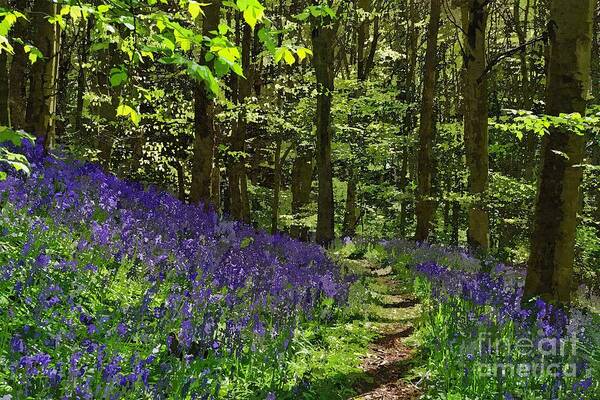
[0,0,599,399]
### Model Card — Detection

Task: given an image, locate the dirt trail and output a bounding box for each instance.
[350,265,423,400]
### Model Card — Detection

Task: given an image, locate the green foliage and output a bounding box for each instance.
[490,109,598,140]
[0,6,26,53]
[236,0,265,29]
[0,127,34,180]
[295,4,336,22]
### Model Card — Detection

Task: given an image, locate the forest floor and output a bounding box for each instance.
[342,259,423,400]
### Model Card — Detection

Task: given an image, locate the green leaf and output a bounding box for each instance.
[109,67,128,87]
[274,47,295,65]
[218,23,229,35]
[231,62,244,77]
[188,62,220,95]
[258,27,276,52]
[188,1,204,19]
[296,47,312,62]
[213,57,229,77]
[23,44,43,64]
[116,104,141,125]
[240,236,254,248]
[174,29,192,51]
[237,0,264,29]
[0,126,34,146]
[283,48,295,65]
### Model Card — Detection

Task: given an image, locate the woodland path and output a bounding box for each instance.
[344,260,423,400]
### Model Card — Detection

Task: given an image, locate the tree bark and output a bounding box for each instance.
[0,0,8,125]
[228,22,252,222]
[342,178,358,238]
[95,44,120,170]
[75,18,92,136]
[0,46,8,125]
[291,146,314,241]
[312,15,336,247]
[8,1,28,130]
[415,0,442,242]
[211,139,221,212]
[26,0,60,150]
[190,0,221,207]
[461,0,490,253]
[176,160,186,202]
[524,0,594,303]
[592,0,600,102]
[270,138,283,234]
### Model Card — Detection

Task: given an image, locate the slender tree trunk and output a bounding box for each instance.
[415,0,442,242]
[211,137,221,212]
[0,0,9,125]
[27,0,60,150]
[515,0,538,181]
[592,1,600,101]
[9,3,28,130]
[190,0,221,207]
[524,0,594,303]
[291,146,314,241]
[343,0,380,238]
[270,138,283,234]
[95,44,120,170]
[312,18,336,246]
[55,29,70,137]
[0,45,8,125]
[461,0,490,253]
[75,19,92,135]
[397,0,418,238]
[593,146,600,234]
[228,22,252,221]
[342,178,358,237]
[451,200,460,246]
[173,160,185,201]
[514,0,532,109]
[398,146,410,237]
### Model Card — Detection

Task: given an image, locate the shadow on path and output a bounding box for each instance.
[349,264,423,399]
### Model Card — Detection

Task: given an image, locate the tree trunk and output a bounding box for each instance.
[415,0,442,242]
[312,18,336,247]
[270,138,283,234]
[461,0,490,253]
[342,178,358,238]
[291,146,314,242]
[524,0,594,303]
[398,146,409,237]
[75,18,92,136]
[26,0,60,150]
[228,23,252,222]
[0,47,8,125]
[95,44,120,170]
[211,139,221,212]
[9,2,28,130]
[190,0,221,207]
[592,0,600,102]
[0,0,8,125]
[342,0,380,238]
